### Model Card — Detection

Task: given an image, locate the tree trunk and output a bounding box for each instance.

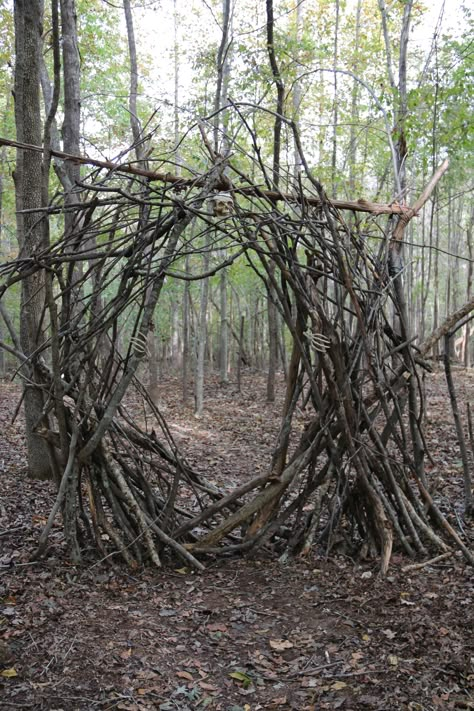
[331,0,340,198]
[0,145,5,376]
[267,266,278,402]
[348,0,362,196]
[219,269,229,383]
[182,255,191,403]
[124,0,144,157]
[465,210,473,367]
[213,0,232,154]
[237,314,244,393]
[195,237,210,417]
[13,0,51,480]
[60,0,81,192]
[292,1,303,178]
[265,0,284,402]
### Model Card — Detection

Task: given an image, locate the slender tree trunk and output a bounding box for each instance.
[0,141,5,376]
[170,299,180,370]
[266,0,284,190]
[265,0,284,402]
[124,0,160,403]
[292,1,303,177]
[266,265,278,402]
[237,314,244,393]
[59,0,86,389]
[148,326,159,403]
[182,255,191,403]
[219,270,229,383]
[60,0,81,190]
[195,237,210,417]
[348,0,362,196]
[433,208,440,358]
[465,210,473,367]
[331,0,340,198]
[173,0,180,166]
[124,0,144,157]
[213,0,232,154]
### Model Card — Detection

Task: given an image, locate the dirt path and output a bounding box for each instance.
[0,372,473,710]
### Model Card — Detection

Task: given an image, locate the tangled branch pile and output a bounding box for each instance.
[0,117,472,574]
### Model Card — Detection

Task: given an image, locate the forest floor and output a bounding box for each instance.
[0,369,473,711]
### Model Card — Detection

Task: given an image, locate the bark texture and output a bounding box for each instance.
[14,0,51,480]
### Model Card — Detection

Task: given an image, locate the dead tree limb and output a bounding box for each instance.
[0,135,412,216]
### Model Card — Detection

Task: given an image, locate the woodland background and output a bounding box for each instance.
[0,0,472,385]
[0,1,473,708]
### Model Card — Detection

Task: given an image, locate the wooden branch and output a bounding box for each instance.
[392,158,449,241]
[0,135,411,216]
[401,551,454,572]
[420,295,474,357]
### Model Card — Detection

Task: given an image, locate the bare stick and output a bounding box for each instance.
[402,551,454,572]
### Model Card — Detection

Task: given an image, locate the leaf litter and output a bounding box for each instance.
[0,371,473,709]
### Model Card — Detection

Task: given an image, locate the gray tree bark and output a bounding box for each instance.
[13,0,51,479]
[219,269,229,383]
[124,0,160,401]
[265,0,284,402]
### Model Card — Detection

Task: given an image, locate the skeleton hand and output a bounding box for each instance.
[304,330,331,353]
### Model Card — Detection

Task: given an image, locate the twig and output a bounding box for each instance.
[402,551,454,571]
[0,526,25,537]
[286,660,343,678]
[62,634,77,665]
[324,669,387,677]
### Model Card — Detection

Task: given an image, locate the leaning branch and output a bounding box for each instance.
[420,295,474,357]
[392,158,449,241]
[0,135,410,216]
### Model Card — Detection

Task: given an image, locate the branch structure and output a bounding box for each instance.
[1,116,470,574]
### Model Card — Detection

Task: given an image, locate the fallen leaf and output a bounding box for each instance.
[270,696,288,706]
[1,667,17,678]
[199,681,217,691]
[229,670,253,688]
[269,639,293,651]
[176,670,193,680]
[207,622,227,632]
[388,655,399,667]
[350,650,364,666]
[332,680,347,690]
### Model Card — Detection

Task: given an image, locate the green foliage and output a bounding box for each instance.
[2,0,472,365]
[76,0,130,148]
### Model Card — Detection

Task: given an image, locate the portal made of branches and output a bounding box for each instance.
[0,111,472,574]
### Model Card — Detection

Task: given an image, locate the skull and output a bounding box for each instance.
[209,192,234,217]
